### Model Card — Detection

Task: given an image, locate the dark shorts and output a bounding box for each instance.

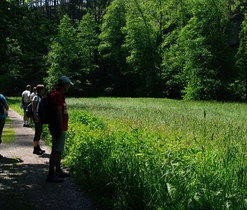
[23,102,29,114]
[50,130,66,153]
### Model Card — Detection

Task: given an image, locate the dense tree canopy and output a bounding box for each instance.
[1,0,247,101]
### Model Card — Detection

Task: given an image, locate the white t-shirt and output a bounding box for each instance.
[22,90,31,103]
[32,95,42,116]
[30,92,37,100]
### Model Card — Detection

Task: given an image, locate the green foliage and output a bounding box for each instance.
[77,13,98,74]
[1,38,22,79]
[179,0,236,100]
[57,97,247,209]
[99,0,126,60]
[162,28,187,99]
[123,0,164,96]
[85,0,111,24]
[2,0,247,100]
[235,11,247,100]
[45,14,78,90]
[98,0,128,96]
[76,12,99,94]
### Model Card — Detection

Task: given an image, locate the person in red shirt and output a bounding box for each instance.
[46,76,74,183]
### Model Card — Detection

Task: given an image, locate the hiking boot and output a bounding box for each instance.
[33,146,44,155]
[46,174,64,183]
[37,145,45,153]
[23,124,31,128]
[55,169,70,178]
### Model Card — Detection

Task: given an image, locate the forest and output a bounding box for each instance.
[1,0,247,101]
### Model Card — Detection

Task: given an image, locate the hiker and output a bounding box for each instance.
[46,76,73,183]
[0,94,9,159]
[30,86,37,100]
[30,86,37,126]
[32,84,45,155]
[21,85,31,127]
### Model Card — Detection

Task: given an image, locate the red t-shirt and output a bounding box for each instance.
[49,86,68,131]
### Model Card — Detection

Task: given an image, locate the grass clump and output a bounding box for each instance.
[2,117,15,144]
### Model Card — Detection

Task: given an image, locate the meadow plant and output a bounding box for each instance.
[8,97,247,209]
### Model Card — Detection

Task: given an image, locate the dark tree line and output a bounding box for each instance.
[1,0,247,101]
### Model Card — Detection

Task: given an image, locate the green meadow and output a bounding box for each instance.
[7,97,247,209]
[2,117,15,144]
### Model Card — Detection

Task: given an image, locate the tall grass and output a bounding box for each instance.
[8,97,247,209]
[63,98,247,209]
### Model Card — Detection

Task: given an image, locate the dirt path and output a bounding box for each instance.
[0,109,93,210]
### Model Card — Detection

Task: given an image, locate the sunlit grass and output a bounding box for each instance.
[6,96,23,116]
[8,96,247,209]
[67,97,247,147]
[2,117,15,143]
[65,98,247,209]
[2,97,22,144]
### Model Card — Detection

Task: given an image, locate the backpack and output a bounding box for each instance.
[25,102,33,118]
[25,96,45,120]
[42,92,53,124]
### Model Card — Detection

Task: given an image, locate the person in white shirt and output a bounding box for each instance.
[21,85,31,127]
[30,86,37,100]
[32,84,45,155]
[29,87,37,125]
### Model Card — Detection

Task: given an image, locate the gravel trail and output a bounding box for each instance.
[0,109,93,210]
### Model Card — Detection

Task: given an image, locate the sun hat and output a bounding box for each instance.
[37,84,45,88]
[58,76,74,85]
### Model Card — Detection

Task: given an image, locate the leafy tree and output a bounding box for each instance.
[3,38,23,79]
[235,11,247,100]
[20,9,56,84]
[0,1,23,76]
[98,0,128,96]
[123,0,165,97]
[85,0,112,24]
[0,38,23,94]
[1,0,246,100]
[162,31,187,99]
[179,0,235,100]
[0,1,54,93]
[45,14,78,91]
[76,12,99,96]
[161,0,192,99]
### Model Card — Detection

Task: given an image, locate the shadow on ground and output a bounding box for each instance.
[0,157,78,210]
[0,158,46,210]
[0,109,92,210]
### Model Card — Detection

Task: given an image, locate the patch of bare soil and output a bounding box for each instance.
[0,109,93,210]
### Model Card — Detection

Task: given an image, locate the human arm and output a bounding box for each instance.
[21,93,24,104]
[28,92,31,103]
[4,102,9,117]
[32,100,39,123]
